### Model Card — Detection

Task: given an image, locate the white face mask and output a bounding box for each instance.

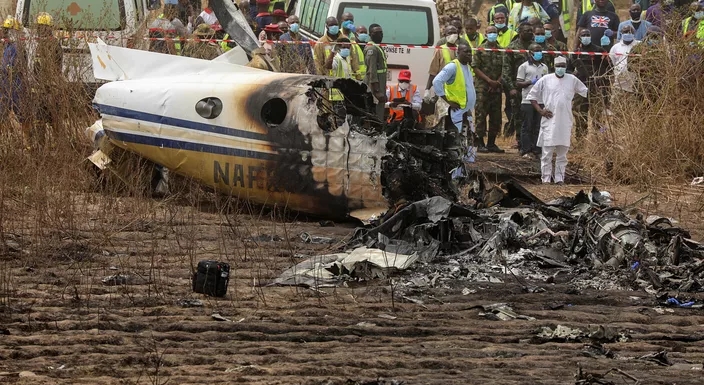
[446,33,459,44]
[398,82,410,90]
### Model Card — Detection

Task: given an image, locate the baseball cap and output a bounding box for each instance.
[398,70,412,81]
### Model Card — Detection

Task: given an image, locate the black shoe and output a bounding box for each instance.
[477,145,490,153]
[487,144,505,153]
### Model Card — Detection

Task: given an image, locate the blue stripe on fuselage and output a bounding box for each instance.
[106,130,278,161]
[94,103,270,142]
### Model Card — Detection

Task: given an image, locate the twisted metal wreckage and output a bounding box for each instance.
[82,1,704,296]
[274,184,704,298]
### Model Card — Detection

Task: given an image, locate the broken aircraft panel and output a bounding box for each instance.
[85,41,461,219]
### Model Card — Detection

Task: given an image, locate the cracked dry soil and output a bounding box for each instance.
[1,185,704,385]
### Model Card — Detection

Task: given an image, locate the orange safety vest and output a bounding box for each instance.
[387,84,421,123]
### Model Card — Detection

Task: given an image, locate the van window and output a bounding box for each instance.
[300,0,330,36]
[22,0,126,31]
[338,2,433,45]
[133,0,144,22]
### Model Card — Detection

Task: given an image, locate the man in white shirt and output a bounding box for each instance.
[527,56,588,185]
[609,25,640,95]
[516,43,549,158]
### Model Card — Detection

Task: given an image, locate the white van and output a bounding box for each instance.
[291,0,440,89]
[15,0,152,88]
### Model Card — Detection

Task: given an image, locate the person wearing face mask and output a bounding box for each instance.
[503,23,535,146]
[349,25,368,81]
[433,43,478,169]
[576,0,620,51]
[618,4,652,40]
[364,24,389,120]
[543,23,568,52]
[325,37,353,125]
[527,56,588,185]
[570,28,611,138]
[473,25,506,153]
[532,25,558,72]
[493,13,517,47]
[385,70,422,124]
[516,44,549,158]
[341,12,356,39]
[609,25,641,96]
[681,2,704,45]
[435,19,468,46]
[462,18,486,48]
[314,17,358,77]
[279,15,315,74]
[427,26,462,95]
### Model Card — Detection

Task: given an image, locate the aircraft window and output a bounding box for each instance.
[261,98,287,126]
[195,97,223,119]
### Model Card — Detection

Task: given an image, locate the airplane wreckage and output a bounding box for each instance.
[85,0,462,220]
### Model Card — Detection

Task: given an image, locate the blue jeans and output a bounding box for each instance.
[520,103,542,155]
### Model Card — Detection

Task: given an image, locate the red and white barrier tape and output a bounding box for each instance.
[0,35,644,56]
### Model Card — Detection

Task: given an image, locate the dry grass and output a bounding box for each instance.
[572,16,704,188]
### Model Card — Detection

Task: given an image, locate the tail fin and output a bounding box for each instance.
[88,38,261,81]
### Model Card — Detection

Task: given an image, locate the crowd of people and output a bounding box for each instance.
[2,0,704,183]
[1,11,64,147]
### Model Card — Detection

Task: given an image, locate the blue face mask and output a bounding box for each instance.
[545,30,552,39]
[495,23,506,29]
[532,51,543,61]
[358,33,370,42]
[600,35,610,46]
[580,36,591,45]
[534,35,546,43]
[328,25,339,35]
[555,67,566,77]
[487,32,498,42]
[339,48,351,58]
[342,20,355,31]
[622,33,635,43]
[289,23,300,33]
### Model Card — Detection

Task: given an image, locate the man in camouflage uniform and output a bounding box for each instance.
[436,0,472,24]
[472,25,505,153]
[502,22,533,147]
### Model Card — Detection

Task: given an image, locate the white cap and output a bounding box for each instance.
[554,56,567,65]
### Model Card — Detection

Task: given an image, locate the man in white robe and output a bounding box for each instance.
[526,56,588,185]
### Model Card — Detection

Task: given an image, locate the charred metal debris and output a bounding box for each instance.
[273,182,704,296]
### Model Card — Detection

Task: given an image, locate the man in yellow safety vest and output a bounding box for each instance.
[682,2,704,47]
[426,25,461,94]
[494,12,518,48]
[324,37,353,125]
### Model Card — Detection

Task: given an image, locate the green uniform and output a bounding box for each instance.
[472,41,504,140]
[364,43,388,120]
[502,38,532,139]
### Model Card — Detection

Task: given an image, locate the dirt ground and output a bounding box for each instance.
[2,148,704,385]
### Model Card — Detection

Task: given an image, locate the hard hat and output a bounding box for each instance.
[2,15,20,30]
[36,12,53,26]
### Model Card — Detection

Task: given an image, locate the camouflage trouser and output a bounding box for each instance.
[475,90,502,139]
[504,93,523,141]
[574,78,611,138]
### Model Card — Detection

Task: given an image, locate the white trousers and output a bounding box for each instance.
[541,145,569,183]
